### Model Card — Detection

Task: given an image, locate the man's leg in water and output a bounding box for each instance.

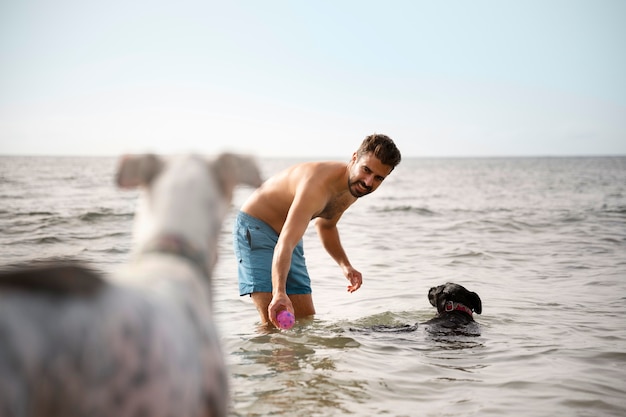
[251,292,316,326]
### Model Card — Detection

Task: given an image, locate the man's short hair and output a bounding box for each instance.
[357,134,402,170]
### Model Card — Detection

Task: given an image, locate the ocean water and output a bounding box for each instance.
[1,155,625,416]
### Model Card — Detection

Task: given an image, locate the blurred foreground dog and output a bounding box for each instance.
[0,153,262,417]
[424,282,482,334]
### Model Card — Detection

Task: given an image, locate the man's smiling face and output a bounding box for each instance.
[348,152,393,198]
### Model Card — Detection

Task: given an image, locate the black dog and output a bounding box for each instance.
[424,283,482,334]
[348,283,481,335]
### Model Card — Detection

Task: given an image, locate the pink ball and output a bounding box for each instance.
[276,310,295,330]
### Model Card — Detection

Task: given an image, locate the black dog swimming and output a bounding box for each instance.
[424,282,482,335]
[348,283,481,335]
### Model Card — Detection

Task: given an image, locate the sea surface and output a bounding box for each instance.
[1,155,625,416]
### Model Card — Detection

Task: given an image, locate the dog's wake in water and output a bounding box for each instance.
[350,322,420,334]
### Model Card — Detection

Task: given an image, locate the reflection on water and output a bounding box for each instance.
[229,321,369,416]
[228,312,491,416]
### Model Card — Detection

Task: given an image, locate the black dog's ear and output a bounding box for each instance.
[468,291,482,314]
[427,286,439,307]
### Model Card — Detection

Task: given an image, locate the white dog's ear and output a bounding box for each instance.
[116,154,164,189]
[212,153,263,202]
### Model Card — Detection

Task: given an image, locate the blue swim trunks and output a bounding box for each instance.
[232,211,311,296]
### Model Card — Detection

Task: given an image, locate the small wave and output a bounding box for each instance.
[485,219,526,232]
[12,236,65,244]
[599,237,624,244]
[74,231,129,241]
[100,247,130,254]
[79,210,133,223]
[0,176,19,185]
[603,206,626,215]
[347,311,421,332]
[79,210,111,222]
[38,236,65,244]
[0,212,64,229]
[444,250,486,258]
[561,214,587,223]
[16,211,57,217]
[375,205,438,216]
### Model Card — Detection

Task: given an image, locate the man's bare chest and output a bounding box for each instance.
[314,193,356,220]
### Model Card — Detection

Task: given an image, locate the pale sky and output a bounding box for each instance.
[1,0,624,157]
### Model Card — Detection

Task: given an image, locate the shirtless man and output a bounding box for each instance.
[232,134,401,328]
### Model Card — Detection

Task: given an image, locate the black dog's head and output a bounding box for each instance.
[428,282,482,319]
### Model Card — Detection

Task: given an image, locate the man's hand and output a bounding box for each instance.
[343,266,363,293]
[268,291,294,328]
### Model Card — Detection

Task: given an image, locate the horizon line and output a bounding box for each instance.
[1,153,624,159]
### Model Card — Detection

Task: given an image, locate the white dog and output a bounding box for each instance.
[0,153,262,417]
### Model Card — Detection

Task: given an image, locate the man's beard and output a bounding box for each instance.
[348,178,372,198]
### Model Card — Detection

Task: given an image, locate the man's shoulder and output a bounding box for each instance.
[289,161,344,184]
[291,159,342,168]
[294,160,344,174]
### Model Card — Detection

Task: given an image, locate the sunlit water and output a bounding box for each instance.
[1,155,625,416]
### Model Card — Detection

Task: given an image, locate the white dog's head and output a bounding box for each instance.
[116,153,262,196]
[115,153,262,272]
